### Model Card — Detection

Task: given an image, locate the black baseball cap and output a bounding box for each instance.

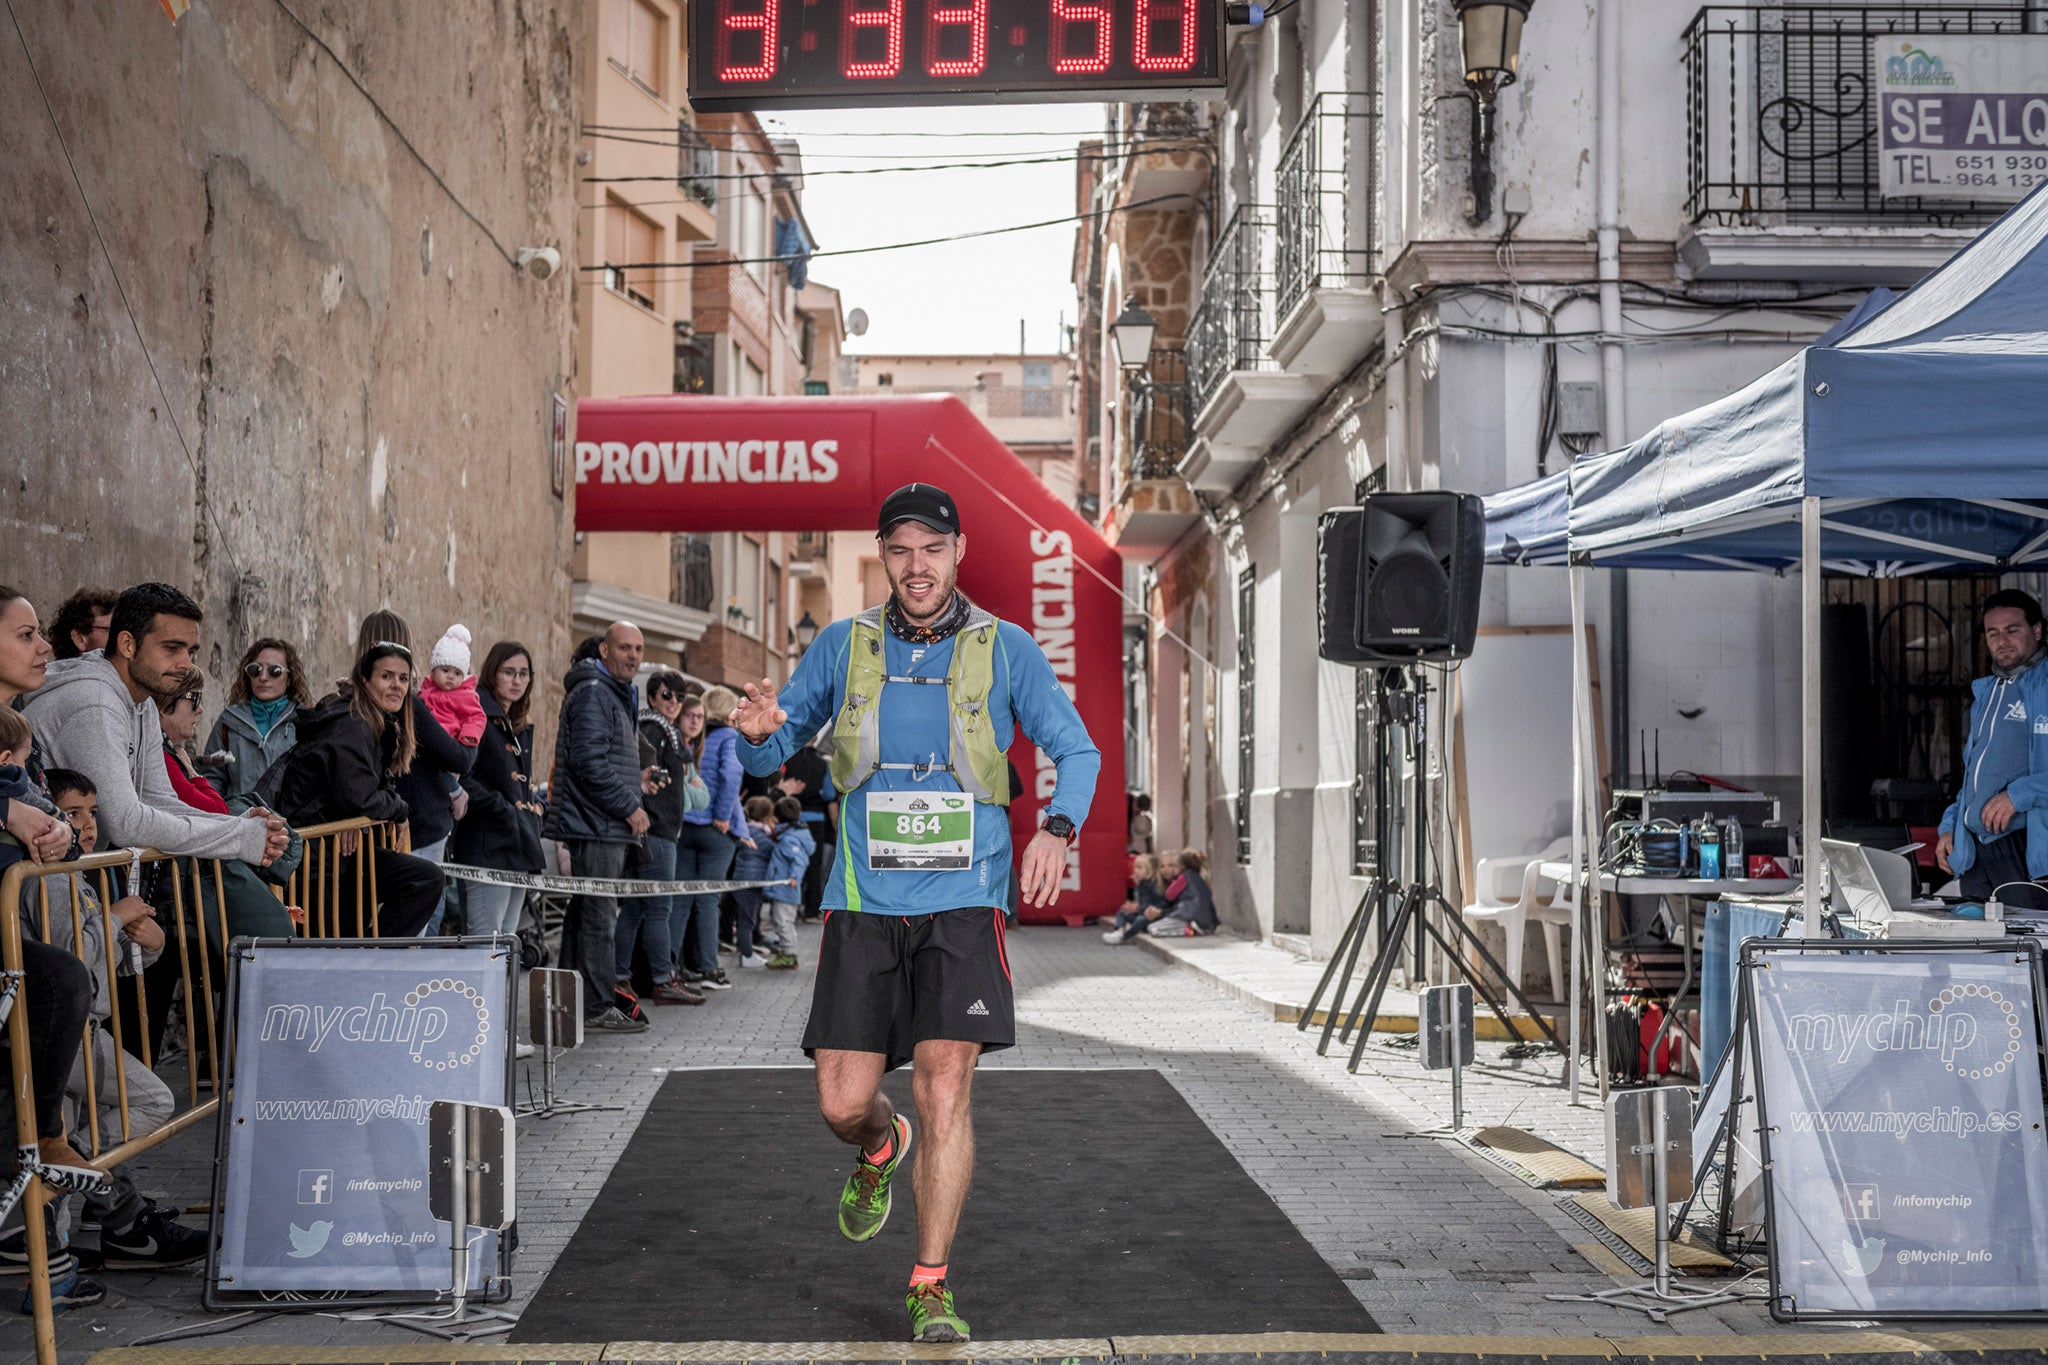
[877,482,960,536]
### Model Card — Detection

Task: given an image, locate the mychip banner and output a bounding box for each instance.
[211,940,514,1299]
[1877,34,2048,202]
[1747,943,2048,1318]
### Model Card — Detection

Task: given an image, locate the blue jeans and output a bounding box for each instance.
[466,881,526,939]
[617,834,676,982]
[675,822,736,976]
[414,837,450,935]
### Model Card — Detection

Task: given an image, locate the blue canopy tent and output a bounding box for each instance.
[1480,183,2048,1080]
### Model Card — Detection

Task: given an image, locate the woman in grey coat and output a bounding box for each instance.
[202,637,311,797]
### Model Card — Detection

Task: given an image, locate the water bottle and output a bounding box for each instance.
[1697,822,1722,880]
[1721,818,1744,880]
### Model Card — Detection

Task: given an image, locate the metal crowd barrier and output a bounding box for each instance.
[0,817,404,1363]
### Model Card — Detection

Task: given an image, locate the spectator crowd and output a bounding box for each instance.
[0,581,832,1310]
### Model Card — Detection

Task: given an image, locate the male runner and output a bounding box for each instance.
[733,482,1099,1343]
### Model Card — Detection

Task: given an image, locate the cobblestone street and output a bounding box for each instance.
[0,922,1922,1361]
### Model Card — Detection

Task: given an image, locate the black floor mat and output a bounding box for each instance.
[511,1066,1378,1342]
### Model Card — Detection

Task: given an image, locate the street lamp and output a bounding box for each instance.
[1108,297,1157,372]
[793,611,819,652]
[1452,0,1532,226]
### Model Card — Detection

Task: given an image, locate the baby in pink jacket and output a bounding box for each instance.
[422,624,486,747]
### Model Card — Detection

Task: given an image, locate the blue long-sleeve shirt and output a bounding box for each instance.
[740,615,1100,914]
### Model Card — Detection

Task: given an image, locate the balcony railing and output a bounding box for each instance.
[678,120,718,208]
[1683,5,2031,227]
[1276,91,1381,317]
[1188,207,1275,418]
[1129,348,1189,484]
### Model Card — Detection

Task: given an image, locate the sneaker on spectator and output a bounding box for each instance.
[18,1253,103,1314]
[652,981,708,1005]
[98,1200,208,1270]
[515,1041,535,1060]
[0,1207,62,1276]
[699,969,733,990]
[677,969,708,986]
[1102,929,1124,944]
[766,954,799,970]
[737,954,768,970]
[585,1007,649,1034]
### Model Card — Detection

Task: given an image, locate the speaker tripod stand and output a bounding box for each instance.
[1296,666,1565,1073]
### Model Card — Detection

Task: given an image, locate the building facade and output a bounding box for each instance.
[1080,0,2034,961]
[572,6,845,689]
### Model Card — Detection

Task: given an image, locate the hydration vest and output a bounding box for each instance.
[828,603,1010,806]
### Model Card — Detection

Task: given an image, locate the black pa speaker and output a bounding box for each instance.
[1318,492,1485,663]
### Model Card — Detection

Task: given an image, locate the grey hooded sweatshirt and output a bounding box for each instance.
[21,653,269,864]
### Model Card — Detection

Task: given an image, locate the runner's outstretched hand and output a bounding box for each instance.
[733,676,786,742]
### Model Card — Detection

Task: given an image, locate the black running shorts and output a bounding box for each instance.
[802,907,1016,1070]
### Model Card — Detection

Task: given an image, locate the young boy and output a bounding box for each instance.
[729,795,777,970]
[41,770,172,1145]
[762,796,813,970]
[5,768,209,1275]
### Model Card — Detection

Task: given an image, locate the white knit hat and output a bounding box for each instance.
[430,623,473,673]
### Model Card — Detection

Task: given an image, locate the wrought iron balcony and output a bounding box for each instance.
[678,120,718,208]
[1187,207,1275,418]
[1683,5,2027,228]
[1276,92,1381,318]
[1128,348,1189,485]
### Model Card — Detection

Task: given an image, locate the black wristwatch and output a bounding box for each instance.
[1041,813,1076,843]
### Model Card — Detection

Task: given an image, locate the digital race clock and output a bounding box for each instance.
[688,0,1225,110]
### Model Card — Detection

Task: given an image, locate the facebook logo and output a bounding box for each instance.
[1841,1183,1880,1223]
[298,1169,334,1205]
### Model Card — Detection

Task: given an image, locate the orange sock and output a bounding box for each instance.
[909,1262,947,1287]
[862,1118,896,1166]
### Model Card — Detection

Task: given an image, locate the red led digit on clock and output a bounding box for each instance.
[716,0,779,80]
[1050,0,1112,73]
[1134,0,1196,71]
[925,0,988,76]
[842,0,905,77]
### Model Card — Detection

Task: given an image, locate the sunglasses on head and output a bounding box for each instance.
[245,662,288,680]
[176,691,203,709]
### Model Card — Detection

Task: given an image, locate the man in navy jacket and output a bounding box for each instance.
[543,622,651,1032]
[1938,589,2048,903]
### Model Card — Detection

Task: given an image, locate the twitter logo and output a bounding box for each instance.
[287,1221,333,1259]
[1840,1235,1887,1278]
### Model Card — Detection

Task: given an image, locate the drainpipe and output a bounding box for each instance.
[1381,0,1411,489]
[1597,0,1629,782]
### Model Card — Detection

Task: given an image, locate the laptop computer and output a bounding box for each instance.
[1820,838,1926,924]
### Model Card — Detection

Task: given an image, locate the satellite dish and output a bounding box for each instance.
[846,307,870,338]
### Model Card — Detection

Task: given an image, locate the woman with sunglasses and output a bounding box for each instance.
[156,670,229,815]
[202,638,311,797]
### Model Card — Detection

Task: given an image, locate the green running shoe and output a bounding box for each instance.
[837,1113,911,1242]
[906,1280,970,1343]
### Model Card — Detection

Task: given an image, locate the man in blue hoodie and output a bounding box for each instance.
[732,483,1099,1344]
[1937,590,2048,903]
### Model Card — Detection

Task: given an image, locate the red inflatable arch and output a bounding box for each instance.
[574,394,1127,923]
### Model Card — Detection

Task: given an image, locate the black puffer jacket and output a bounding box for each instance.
[275,695,410,828]
[396,693,475,849]
[540,659,644,845]
[451,689,543,873]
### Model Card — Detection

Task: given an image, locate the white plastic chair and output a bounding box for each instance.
[1461,838,1575,996]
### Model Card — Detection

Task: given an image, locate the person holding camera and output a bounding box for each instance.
[617,671,706,1005]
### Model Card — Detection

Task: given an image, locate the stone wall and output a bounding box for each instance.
[1,0,581,710]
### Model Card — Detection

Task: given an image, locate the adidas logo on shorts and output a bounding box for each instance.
[967,999,989,1016]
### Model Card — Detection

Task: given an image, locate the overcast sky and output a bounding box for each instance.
[762,104,1106,356]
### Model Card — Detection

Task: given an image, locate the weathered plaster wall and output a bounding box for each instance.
[2,0,581,701]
